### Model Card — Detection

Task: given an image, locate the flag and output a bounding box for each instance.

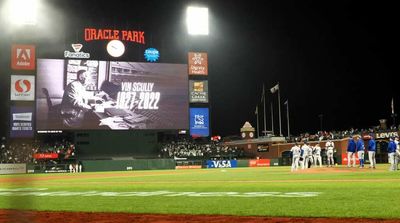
[255,106,258,115]
[260,84,265,103]
[391,98,394,114]
[270,83,279,94]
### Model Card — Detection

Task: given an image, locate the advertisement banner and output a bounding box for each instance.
[175,165,202,169]
[341,153,360,165]
[33,153,59,159]
[374,131,399,140]
[189,80,209,103]
[249,159,271,167]
[11,44,36,70]
[188,52,208,75]
[10,75,35,101]
[206,160,237,168]
[36,59,188,130]
[10,106,34,138]
[190,108,209,137]
[0,164,26,175]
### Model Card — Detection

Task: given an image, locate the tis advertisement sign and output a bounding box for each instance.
[11,44,36,70]
[189,80,209,103]
[10,107,34,138]
[190,108,209,137]
[10,75,35,101]
[188,52,208,75]
[207,160,237,168]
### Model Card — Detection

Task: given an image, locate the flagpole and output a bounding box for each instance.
[271,102,274,136]
[263,84,267,136]
[256,106,259,138]
[391,98,397,127]
[278,82,282,136]
[286,100,290,139]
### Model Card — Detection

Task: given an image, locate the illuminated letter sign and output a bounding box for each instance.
[188,52,208,75]
[11,44,36,70]
[64,43,90,59]
[189,80,208,103]
[10,75,35,101]
[144,48,160,62]
[190,108,209,137]
[10,106,34,138]
[84,28,145,44]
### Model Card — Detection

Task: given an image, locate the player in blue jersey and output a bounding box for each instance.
[387,138,397,171]
[356,135,365,168]
[347,136,356,167]
[367,136,376,169]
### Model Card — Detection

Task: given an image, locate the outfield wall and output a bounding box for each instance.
[81,159,176,172]
[75,130,160,159]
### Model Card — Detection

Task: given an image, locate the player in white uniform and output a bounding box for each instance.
[290,143,301,171]
[306,143,314,168]
[395,137,400,171]
[313,143,322,167]
[325,140,335,167]
[301,142,311,169]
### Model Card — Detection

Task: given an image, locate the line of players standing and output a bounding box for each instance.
[290,140,335,171]
[347,135,400,171]
[346,135,374,169]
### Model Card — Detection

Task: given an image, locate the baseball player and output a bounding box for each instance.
[301,142,311,169]
[305,142,314,168]
[356,135,365,168]
[387,138,397,171]
[290,143,301,171]
[394,137,400,171]
[313,143,322,167]
[347,136,356,167]
[325,140,335,167]
[367,136,376,169]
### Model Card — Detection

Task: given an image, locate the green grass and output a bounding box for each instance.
[1,165,400,218]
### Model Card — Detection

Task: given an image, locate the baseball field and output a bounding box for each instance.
[1,165,400,222]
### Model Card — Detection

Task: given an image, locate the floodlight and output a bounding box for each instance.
[186,6,209,35]
[9,0,38,25]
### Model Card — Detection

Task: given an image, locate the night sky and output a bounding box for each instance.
[0,0,397,138]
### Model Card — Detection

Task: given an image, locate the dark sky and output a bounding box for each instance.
[0,0,397,137]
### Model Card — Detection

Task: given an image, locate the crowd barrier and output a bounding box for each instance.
[3,158,282,174]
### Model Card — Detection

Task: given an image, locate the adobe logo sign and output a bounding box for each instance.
[11,44,36,70]
[11,75,35,101]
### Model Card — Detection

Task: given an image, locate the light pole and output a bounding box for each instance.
[318,114,323,131]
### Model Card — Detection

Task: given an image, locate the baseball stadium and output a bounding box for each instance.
[0,1,399,223]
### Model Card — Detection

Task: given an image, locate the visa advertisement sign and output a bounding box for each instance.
[190,108,209,137]
[207,160,237,168]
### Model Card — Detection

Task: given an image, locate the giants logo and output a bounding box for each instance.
[11,44,36,70]
[11,75,35,101]
[15,79,31,93]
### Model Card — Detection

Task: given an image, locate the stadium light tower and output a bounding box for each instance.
[186,6,209,35]
[5,0,39,26]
